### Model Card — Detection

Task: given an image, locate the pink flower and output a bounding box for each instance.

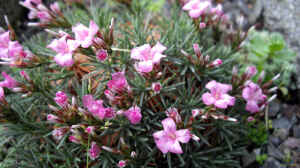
[124,105,142,124]
[52,127,67,141]
[199,22,206,29]
[107,72,129,93]
[47,114,60,123]
[245,66,257,78]
[69,135,80,144]
[242,81,266,113]
[36,11,51,22]
[0,87,4,101]
[50,2,60,14]
[202,80,235,109]
[82,95,111,120]
[165,108,182,123]
[247,116,255,122]
[89,142,101,160]
[20,70,30,81]
[54,91,68,108]
[47,36,79,67]
[118,160,127,168]
[210,4,223,16]
[96,49,108,62]
[152,82,162,94]
[192,109,203,118]
[0,72,18,89]
[72,20,99,48]
[21,0,42,8]
[153,118,191,154]
[182,0,212,18]
[210,58,222,67]
[85,126,95,135]
[131,42,167,73]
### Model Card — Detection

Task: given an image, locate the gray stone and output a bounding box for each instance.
[263,157,287,168]
[263,0,300,87]
[272,118,293,131]
[269,101,281,117]
[269,135,282,146]
[294,125,300,138]
[282,138,300,149]
[268,144,285,161]
[274,128,289,141]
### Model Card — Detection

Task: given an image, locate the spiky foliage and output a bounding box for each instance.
[0,0,277,167]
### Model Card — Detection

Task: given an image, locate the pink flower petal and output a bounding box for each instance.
[175,129,191,143]
[202,92,215,105]
[162,118,177,133]
[168,140,183,154]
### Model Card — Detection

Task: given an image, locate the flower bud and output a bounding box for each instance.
[89,142,101,160]
[96,49,108,62]
[152,82,162,94]
[118,160,127,168]
[199,22,206,29]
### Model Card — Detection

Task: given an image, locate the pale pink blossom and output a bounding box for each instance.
[199,22,206,29]
[82,95,112,120]
[104,89,116,102]
[153,118,191,154]
[89,142,101,160]
[96,49,108,62]
[247,116,255,122]
[21,0,42,9]
[85,126,95,135]
[152,82,162,94]
[72,20,99,48]
[182,0,212,18]
[0,87,4,101]
[47,35,79,67]
[242,81,266,113]
[210,4,223,16]
[202,80,235,109]
[210,58,222,67]
[69,135,80,144]
[131,42,167,73]
[20,70,30,81]
[52,127,67,141]
[165,108,182,123]
[47,114,60,123]
[0,31,24,59]
[107,72,129,93]
[192,109,203,118]
[245,66,257,78]
[54,91,68,108]
[118,160,127,168]
[124,105,142,124]
[36,11,51,22]
[50,2,60,14]
[0,72,18,89]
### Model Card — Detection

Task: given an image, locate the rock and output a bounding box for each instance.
[294,125,300,138]
[268,144,285,161]
[269,101,281,118]
[281,138,300,149]
[262,157,287,168]
[272,118,293,131]
[269,136,282,146]
[263,0,300,87]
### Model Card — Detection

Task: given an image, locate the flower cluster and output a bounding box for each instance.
[0,31,33,66]
[0,0,282,167]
